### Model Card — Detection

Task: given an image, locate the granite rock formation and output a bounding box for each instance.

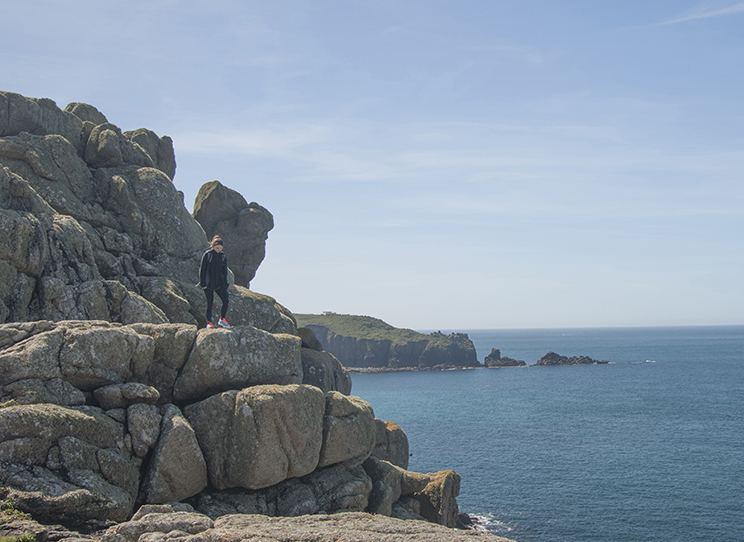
[0,91,292,333]
[484,348,526,368]
[533,351,610,366]
[0,320,453,529]
[192,180,273,288]
[0,92,471,536]
[0,505,514,542]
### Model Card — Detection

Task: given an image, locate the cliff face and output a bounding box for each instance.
[296,314,479,369]
[0,92,471,536]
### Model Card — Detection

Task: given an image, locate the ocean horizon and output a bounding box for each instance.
[351,325,744,542]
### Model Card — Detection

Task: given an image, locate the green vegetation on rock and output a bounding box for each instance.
[295,314,479,369]
[295,314,455,346]
[0,496,30,524]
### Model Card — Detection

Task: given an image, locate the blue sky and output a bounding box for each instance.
[3,1,743,329]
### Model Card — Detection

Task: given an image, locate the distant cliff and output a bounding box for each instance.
[295,314,479,370]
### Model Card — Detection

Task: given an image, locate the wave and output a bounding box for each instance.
[468,513,514,535]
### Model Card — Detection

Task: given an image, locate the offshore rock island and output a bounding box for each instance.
[0,92,513,542]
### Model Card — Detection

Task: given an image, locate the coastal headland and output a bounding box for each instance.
[297,314,611,370]
[295,313,480,370]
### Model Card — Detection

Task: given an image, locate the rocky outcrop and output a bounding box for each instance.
[484,348,526,368]
[0,92,472,537]
[533,351,609,366]
[298,315,479,370]
[0,506,514,542]
[0,320,459,530]
[173,327,303,402]
[413,470,462,529]
[97,506,512,542]
[300,327,352,395]
[192,180,273,288]
[370,419,410,469]
[0,91,291,333]
[185,384,326,490]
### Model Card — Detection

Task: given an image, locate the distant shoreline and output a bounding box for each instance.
[346,365,480,373]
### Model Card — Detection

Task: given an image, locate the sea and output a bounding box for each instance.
[350,326,744,542]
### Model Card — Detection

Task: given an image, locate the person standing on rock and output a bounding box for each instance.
[199,235,230,329]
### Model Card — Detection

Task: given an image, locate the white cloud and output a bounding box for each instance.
[173,125,333,156]
[660,1,744,24]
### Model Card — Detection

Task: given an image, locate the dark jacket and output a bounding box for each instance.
[199,249,228,290]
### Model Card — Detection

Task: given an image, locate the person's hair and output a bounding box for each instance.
[210,235,224,247]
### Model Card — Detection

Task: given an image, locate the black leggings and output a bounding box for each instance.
[204,287,229,322]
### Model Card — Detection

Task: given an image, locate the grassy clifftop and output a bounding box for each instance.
[294,314,479,369]
[294,313,455,346]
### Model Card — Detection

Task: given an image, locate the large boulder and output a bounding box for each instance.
[370,418,410,469]
[123,128,176,180]
[140,404,208,503]
[0,93,84,153]
[0,322,195,408]
[127,323,196,405]
[184,384,325,490]
[58,324,155,391]
[301,347,352,395]
[192,180,273,288]
[194,464,372,519]
[173,326,302,403]
[363,457,429,516]
[0,403,138,524]
[318,392,376,469]
[412,470,461,528]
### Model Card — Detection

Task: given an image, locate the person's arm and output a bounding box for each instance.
[222,254,229,286]
[199,252,208,287]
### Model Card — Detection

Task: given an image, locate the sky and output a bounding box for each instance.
[2,0,743,330]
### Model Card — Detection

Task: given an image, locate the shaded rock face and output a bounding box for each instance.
[308,326,479,369]
[0,91,289,333]
[0,403,138,524]
[484,348,526,368]
[301,347,352,395]
[192,180,274,288]
[370,419,410,470]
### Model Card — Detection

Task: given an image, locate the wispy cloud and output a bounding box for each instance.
[660,2,744,24]
[466,45,543,64]
[173,125,332,156]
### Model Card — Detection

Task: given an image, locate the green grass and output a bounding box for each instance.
[294,313,469,347]
[0,496,31,526]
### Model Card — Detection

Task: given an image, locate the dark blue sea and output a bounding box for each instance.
[351,326,744,542]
